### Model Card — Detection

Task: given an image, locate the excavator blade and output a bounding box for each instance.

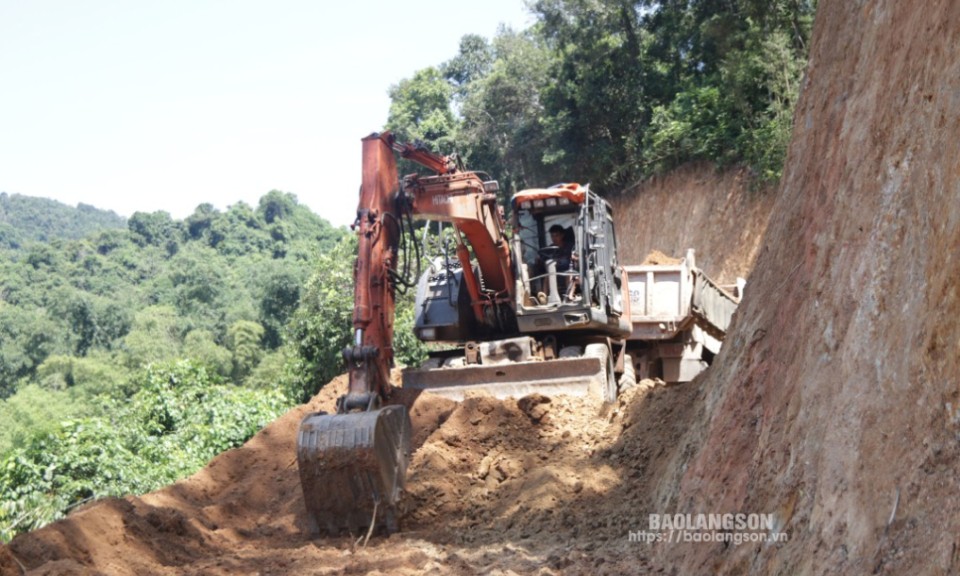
[296,404,412,536]
[402,355,610,401]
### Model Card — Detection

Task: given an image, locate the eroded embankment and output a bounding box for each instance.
[609,164,775,284]
[653,1,960,574]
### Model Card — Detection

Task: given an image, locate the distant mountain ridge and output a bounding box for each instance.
[0,192,127,250]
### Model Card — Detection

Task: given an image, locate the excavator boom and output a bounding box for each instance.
[295,132,512,537]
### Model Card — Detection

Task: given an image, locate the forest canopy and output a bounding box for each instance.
[0,192,349,539]
[386,0,816,193]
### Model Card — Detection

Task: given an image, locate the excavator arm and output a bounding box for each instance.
[338,133,402,413]
[297,131,513,536]
[344,131,513,405]
[397,149,514,327]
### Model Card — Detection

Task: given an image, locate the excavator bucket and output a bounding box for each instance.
[296,404,412,536]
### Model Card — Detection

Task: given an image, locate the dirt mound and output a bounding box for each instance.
[1,370,710,575]
[640,250,682,266]
[0,375,456,575]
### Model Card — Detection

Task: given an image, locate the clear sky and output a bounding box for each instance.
[0,1,534,227]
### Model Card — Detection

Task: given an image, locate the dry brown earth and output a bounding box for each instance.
[0,374,703,575]
[609,163,775,284]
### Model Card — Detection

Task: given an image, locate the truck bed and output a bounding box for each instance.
[624,249,740,342]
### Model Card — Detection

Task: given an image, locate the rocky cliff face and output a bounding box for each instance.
[656,1,960,573]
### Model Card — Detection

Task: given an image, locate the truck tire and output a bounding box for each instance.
[585,343,617,403]
[558,345,583,358]
[619,354,636,392]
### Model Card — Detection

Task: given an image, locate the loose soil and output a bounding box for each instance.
[0,375,701,576]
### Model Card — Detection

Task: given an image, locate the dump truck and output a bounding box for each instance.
[296,132,740,536]
[623,248,742,384]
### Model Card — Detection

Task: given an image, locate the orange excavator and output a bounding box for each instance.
[297,132,634,536]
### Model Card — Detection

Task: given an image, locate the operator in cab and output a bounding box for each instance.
[547,224,579,299]
[548,224,575,273]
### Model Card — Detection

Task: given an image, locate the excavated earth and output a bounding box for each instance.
[6,0,960,573]
[0,375,702,576]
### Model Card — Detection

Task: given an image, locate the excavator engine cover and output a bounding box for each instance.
[297,404,412,536]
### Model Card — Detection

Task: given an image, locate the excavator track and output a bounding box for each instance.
[297,405,412,536]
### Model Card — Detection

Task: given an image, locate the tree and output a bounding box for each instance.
[128,210,181,250]
[287,236,357,401]
[457,28,554,192]
[227,320,265,382]
[182,330,232,377]
[24,243,60,270]
[443,34,494,99]
[206,202,271,256]
[121,305,181,369]
[59,294,131,356]
[287,232,431,401]
[165,246,228,335]
[0,306,65,397]
[534,0,649,187]
[185,203,218,240]
[257,190,297,224]
[386,67,459,157]
[258,265,302,349]
[721,27,809,179]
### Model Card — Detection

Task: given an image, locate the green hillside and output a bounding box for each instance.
[0,190,363,540]
[0,191,344,401]
[0,192,126,250]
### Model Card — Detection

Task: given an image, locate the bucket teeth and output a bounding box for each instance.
[296,405,411,536]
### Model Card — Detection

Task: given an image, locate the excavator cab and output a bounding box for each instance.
[515,209,579,304]
[404,182,632,403]
[510,183,630,336]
